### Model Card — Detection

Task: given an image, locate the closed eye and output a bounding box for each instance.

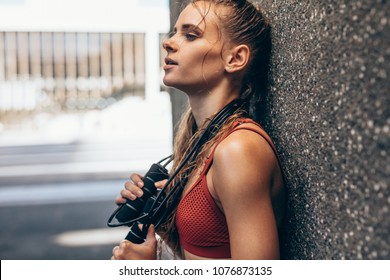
[185,33,198,41]
[169,23,203,42]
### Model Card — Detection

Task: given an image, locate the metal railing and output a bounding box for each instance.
[0,31,146,116]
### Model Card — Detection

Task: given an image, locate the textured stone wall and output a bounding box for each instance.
[168,0,389,259]
[253,0,389,259]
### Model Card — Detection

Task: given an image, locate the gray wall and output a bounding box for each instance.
[168,0,389,259]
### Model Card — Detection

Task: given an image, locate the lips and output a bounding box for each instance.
[164,57,178,68]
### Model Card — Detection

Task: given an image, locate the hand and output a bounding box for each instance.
[111,224,157,260]
[115,173,168,205]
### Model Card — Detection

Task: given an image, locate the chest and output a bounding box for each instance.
[175,167,229,248]
[181,161,223,213]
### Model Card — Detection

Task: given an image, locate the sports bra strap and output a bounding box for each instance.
[198,118,280,177]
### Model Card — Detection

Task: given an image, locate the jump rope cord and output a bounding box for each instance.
[107,99,245,229]
[145,99,245,231]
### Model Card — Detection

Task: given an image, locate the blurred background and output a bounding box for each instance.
[0,0,173,259]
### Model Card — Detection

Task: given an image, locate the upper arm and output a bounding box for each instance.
[211,129,280,259]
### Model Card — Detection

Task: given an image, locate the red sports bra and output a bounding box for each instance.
[175,119,280,259]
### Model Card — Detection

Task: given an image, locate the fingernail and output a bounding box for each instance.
[137,181,144,187]
[136,190,143,197]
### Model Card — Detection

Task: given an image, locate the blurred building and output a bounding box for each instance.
[0,0,169,130]
[0,31,146,113]
[0,0,172,184]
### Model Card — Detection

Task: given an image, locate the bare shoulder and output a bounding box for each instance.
[214,123,279,175]
[212,123,280,195]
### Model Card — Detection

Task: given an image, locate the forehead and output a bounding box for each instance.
[176,2,220,31]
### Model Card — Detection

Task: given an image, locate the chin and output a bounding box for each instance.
[163,77,182,90]
[162,76,173,86]
[162,77,202,94]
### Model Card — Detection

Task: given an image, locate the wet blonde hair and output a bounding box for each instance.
[158,0,271,257]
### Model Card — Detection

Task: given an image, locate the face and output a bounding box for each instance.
[162,2,228,94]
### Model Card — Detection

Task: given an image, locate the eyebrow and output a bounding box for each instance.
[174,23,203,34]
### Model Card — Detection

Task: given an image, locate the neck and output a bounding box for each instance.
[188,89,240,128]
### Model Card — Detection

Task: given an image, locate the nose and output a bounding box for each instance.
[162,37,177,53]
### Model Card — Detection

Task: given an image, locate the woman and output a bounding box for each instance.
[112,0,285,260]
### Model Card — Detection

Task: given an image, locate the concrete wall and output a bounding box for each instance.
[255,0,389,260]
[169,0,389,259]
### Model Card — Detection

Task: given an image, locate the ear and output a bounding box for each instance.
[224,44,250,73]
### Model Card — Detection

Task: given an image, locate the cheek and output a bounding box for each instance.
[202,52,225,74]
[176,53,206,77]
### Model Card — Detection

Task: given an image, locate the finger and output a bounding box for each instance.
[130,173,144,188]
[112,246,119,256]
[115,196,127,205]
[155,179,168,189]
[124,181,143,197]
[120,188,138,200]
[120,239,130,247]
[144,224,157,245]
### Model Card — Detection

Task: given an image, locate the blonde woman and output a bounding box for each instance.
[112,0,285,260]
